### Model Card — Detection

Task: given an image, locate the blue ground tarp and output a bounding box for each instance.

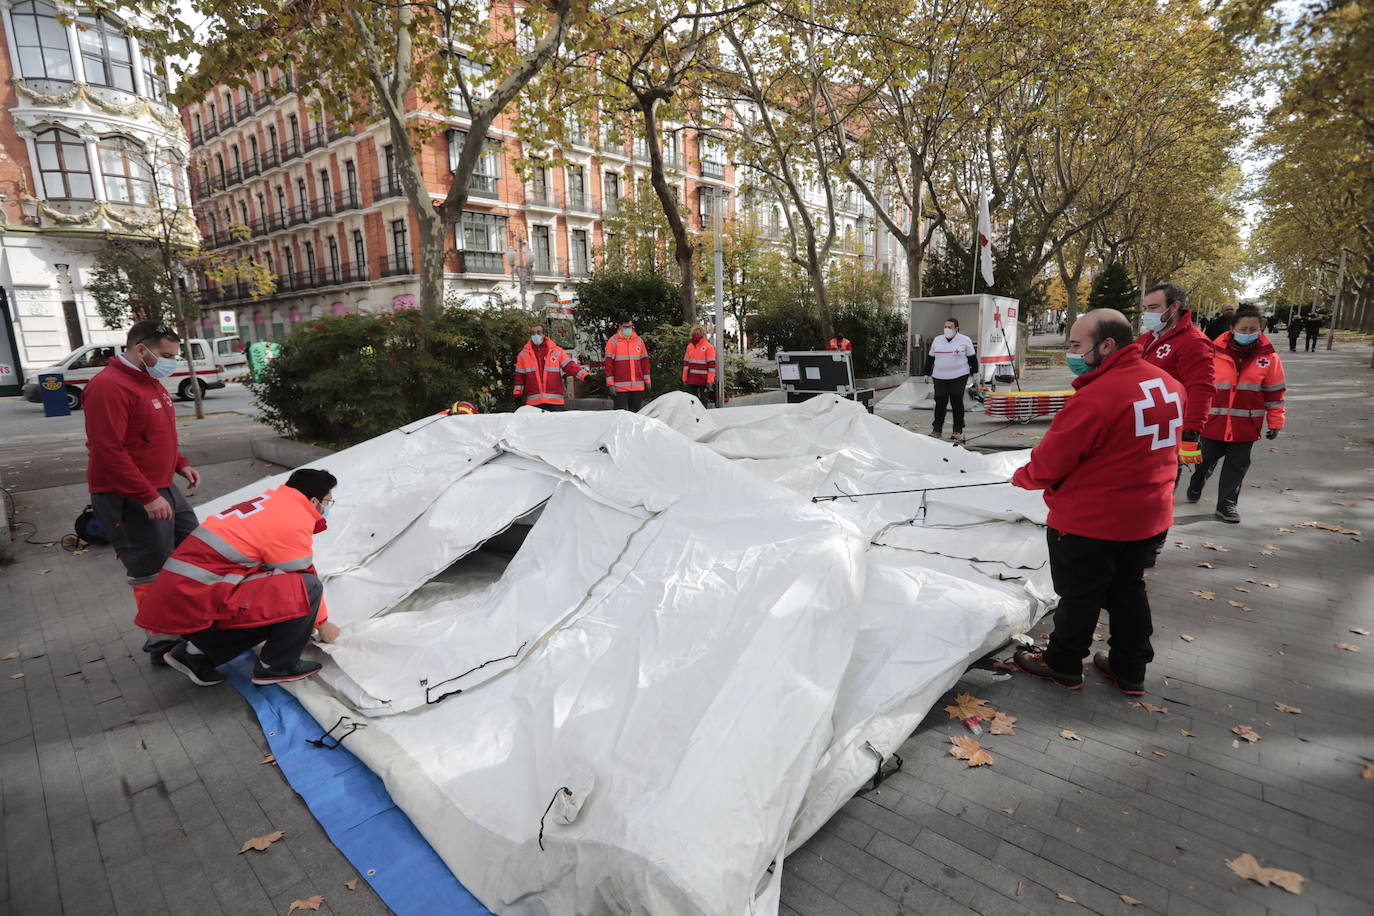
[226,655,492,915]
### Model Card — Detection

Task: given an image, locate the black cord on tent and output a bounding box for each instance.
[811,480,1009,503]
[306,715,367,750]
[538,787,573,851]
[423,640,530,705]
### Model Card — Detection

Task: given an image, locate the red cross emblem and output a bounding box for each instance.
[1257,357,1271,368]
[1154,343,1172,359]
[1133,378,1183,450]
[219,495,267,518]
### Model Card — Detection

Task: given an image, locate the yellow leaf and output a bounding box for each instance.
[1224,853,1306,894]
[948,735,993,767]
[1191,590,1216,600]
[1234,586,1249,593]
[287,895,325,913]
[1131,701,1168,714]
[943,692,996,720]
[1179,634,1195,642]
[1056,892,1077,902]
[1120,894,1143,905]
[3,651,20,660]
[1260,582,1279,589]
[1201,541,1228,552]
[1196,561,1213,568]
[1059,729,1081,741]
[1151,750,1167,757]
[1274,702,1301,714]
[1363,764,1374,779]
[987,712,1017,735]
[261,754,276,765]
[345,879,358,890]
[1179,729,1195,737]
[1232,725,1261,743]
[239,830,284,853]
[1335,642,1360,652]
[1000,807,1015,815]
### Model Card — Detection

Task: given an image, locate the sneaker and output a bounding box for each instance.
[143,635,180,668]
[1013,647,1083,690]
[251,658,322,686]
[1092,651,1144,696]
[163,642,225,687]
[1184,485,1202,504]
[1215,505,1241,523]
[952,431,966,442]
[929,428,943,438]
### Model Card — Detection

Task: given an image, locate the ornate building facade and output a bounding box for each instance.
[0,0,188,372]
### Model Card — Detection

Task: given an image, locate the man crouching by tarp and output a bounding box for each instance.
[137,469,340,688]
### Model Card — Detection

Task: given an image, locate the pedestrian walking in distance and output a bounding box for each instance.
[927,317,977,442]
[1012,309,1186,696]
[1136,283,1217,477]
[1286,316,1303,352]
[1186,304,1285,523]
[1304,313,1322,351]
[681,325,716,408]
[1203,303,1237,340]
[604,318,651,411]
[83,320,202,667]
[513,323,588,411]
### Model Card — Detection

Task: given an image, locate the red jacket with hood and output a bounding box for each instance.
[1012,342,1185,541]
[1136,308,1216,434]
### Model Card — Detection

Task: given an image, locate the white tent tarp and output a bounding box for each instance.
[199,394,1052,915]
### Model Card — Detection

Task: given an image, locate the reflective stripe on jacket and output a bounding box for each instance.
[604,332,650,392]
[135,485,327,634]
[1202,332,1286,443]
[682,338,717,386]
[514,340,588,406]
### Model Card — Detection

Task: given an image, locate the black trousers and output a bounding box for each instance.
[1042,527,1166,683]
[1305,331,1319,351]
[535,403,565,412]
[187,573,323,668]
[1189,437,1253,510]
[89,486,197,585]
[1287,334,1301,352]
[688,385,712,408]
[612,390,645,412]
[931,375,968,433]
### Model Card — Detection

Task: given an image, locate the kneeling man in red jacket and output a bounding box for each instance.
[1011,310,1186,696]
[138,468,339,687]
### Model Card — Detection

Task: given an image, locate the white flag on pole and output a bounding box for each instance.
[977,190,994,287]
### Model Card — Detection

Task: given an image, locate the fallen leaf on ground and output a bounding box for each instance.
[1363,765,1374,780]
[1191,590,1216,600]
[287,896,325,914]
[9,673,25,679]
[1001,807,1015,815]
[2,651,19,660]
[1197,561,1213,568]
[1295,521,1361,536]
[987,712,1018,735]
[1232,725,1261,744]
[1234,586,1249,593]
[1174,541,1191,549]
[1225,853,1307,894]
[239,830,284,853]
[345,878,358,890]
[1275,527,1294,533]
[1060,729,1081,741]
[1201,542,1229,552]
[261,754,276,765]
[1131,701,1168,714]
[1228,600,1252,610]
[1274,703,1301,714]
[1350,627,1370,636]
[1335,642,1360,652]
[1331,500,1355,507]
[944,692,997,720]
[1247,562,1259,568]
[1260,582,1279,589]
[1179,634,1196,642]
[948,736,993,767]
[1120,894,1142,906]
[1151,750,1168,757]
[38,570,50,575]
[1179,729,1195,737]
[1056,892,1077,903]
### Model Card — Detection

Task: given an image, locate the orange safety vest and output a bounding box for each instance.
[136,485,328,634]
[514,340,588,406]
[682,337,717,386]
[1203,332,1286,443]
[604,332,650,392]
[826,338,853,352]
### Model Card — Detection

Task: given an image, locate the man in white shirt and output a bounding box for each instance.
[927,318,977,441]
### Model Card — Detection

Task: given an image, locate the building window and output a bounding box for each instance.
[566,164,586,208]
[156,150,188,206]
[391,218,409,260]
[11,2,74,81]
[603,171,620,211]
[284,247,295,278]
[570,229,589,275]
[193,112,202,136]
[248,135,259,163]
[288,113,301,149]
[268,124,279,156]
[446,132,500,195]
[352,229,365,270]
[327,237,340,273]
[304,241,316,277]
[460,210,505,253]
[231,144,242,172]
[78,12,134,92]
[318,169,331,207]
[238,200,249,225]
[344,160,358,198]
[531,224,552,272]
[447,56,489,115]
[98,136,151,204]
[383,144,396,182]
[35,128,94,200]
[296,177,308,210]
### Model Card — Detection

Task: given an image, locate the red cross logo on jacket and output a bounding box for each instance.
[1133,378,1183,450]
[1153,343,1172,359]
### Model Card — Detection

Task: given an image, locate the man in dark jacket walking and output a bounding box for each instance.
[1304,314,1323,351]
[1286,316,1303,352]
[1012,309,1186,697]
[1203,303,1236,340]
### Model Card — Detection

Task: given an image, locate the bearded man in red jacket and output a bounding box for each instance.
[1012,309,1186,697]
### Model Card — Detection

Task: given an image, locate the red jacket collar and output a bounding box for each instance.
[1214,331,1275,361]
[110,353,161,387]
[1071,340,1145,390]
[1148,308,1198,345]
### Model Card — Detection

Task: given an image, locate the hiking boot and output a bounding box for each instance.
[1013,647,1083,690]
[1215,505,1241,524]
[1093,651,1144,696]
[251,658,322,686]
[952,431,966,442]
[163,642,225,687]
[143,635,180,668]
[929,427,943,438]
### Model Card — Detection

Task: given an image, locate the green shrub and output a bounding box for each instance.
[574,270,684,345]
[250,306,532,447]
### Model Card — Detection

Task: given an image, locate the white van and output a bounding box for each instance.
[211,335,248,381]
[22,339,226,410]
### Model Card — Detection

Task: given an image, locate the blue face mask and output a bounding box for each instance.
[1140,311,1166,334]
[1231,331,1259,346]
[142,348,178,379]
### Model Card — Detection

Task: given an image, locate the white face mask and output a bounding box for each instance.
[530,334,544,345]
[943,327,956,339]
[1141,310,1166,333]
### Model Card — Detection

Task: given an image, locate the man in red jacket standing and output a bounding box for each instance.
[513,323,589,410]
[1012,309,1186,696]
[1136,282,1216,471]
[84,320,201,665]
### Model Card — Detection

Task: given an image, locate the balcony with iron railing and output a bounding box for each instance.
[265,211,287,232]
[285,204,310,227]
[235,98,252,120]
[565,189,597,214]
[663,152,684,171]
[242,156,260,179]
[189,126,204,146]
[303,126,327,153]
[328,120,353,141]
[526,186,559,208]
[337,261,370,283]
[602,197,620,215]
[569,258,591,279]
[260,147,281,170]
[335,188,362,212]
[380,252,414,277]
[219,112,234,131]
[469,173,499,200]
[532,254,564,278]
[700,159,726,179]
[459,250,506,274]
[280,138,301,161]
[203,119,220,140]
[372,176,404,202]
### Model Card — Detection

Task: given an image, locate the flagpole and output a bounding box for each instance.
[970,193,978,294]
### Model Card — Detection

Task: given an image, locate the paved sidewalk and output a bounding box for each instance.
[2,344,1371,916]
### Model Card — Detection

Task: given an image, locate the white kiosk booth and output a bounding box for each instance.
[884,294,1021,410]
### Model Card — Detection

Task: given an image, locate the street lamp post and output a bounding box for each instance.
[506,239,533,310]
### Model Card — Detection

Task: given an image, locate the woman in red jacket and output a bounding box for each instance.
[1185,304,1285,523]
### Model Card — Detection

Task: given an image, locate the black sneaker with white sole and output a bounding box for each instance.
[1013,646,1083,690]
[251,659,322,686]
[143,635,179,668]
[1092,651,1144,696]
[163,642,226,687]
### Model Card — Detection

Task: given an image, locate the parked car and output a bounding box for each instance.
[211,335,248,381]
[22,339,226,410]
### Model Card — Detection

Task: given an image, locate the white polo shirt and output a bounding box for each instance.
[929,332,976,379]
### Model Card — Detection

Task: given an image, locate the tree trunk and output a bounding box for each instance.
[416,209,449,317]
[805,233,833,341]
[637,94,695,323]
